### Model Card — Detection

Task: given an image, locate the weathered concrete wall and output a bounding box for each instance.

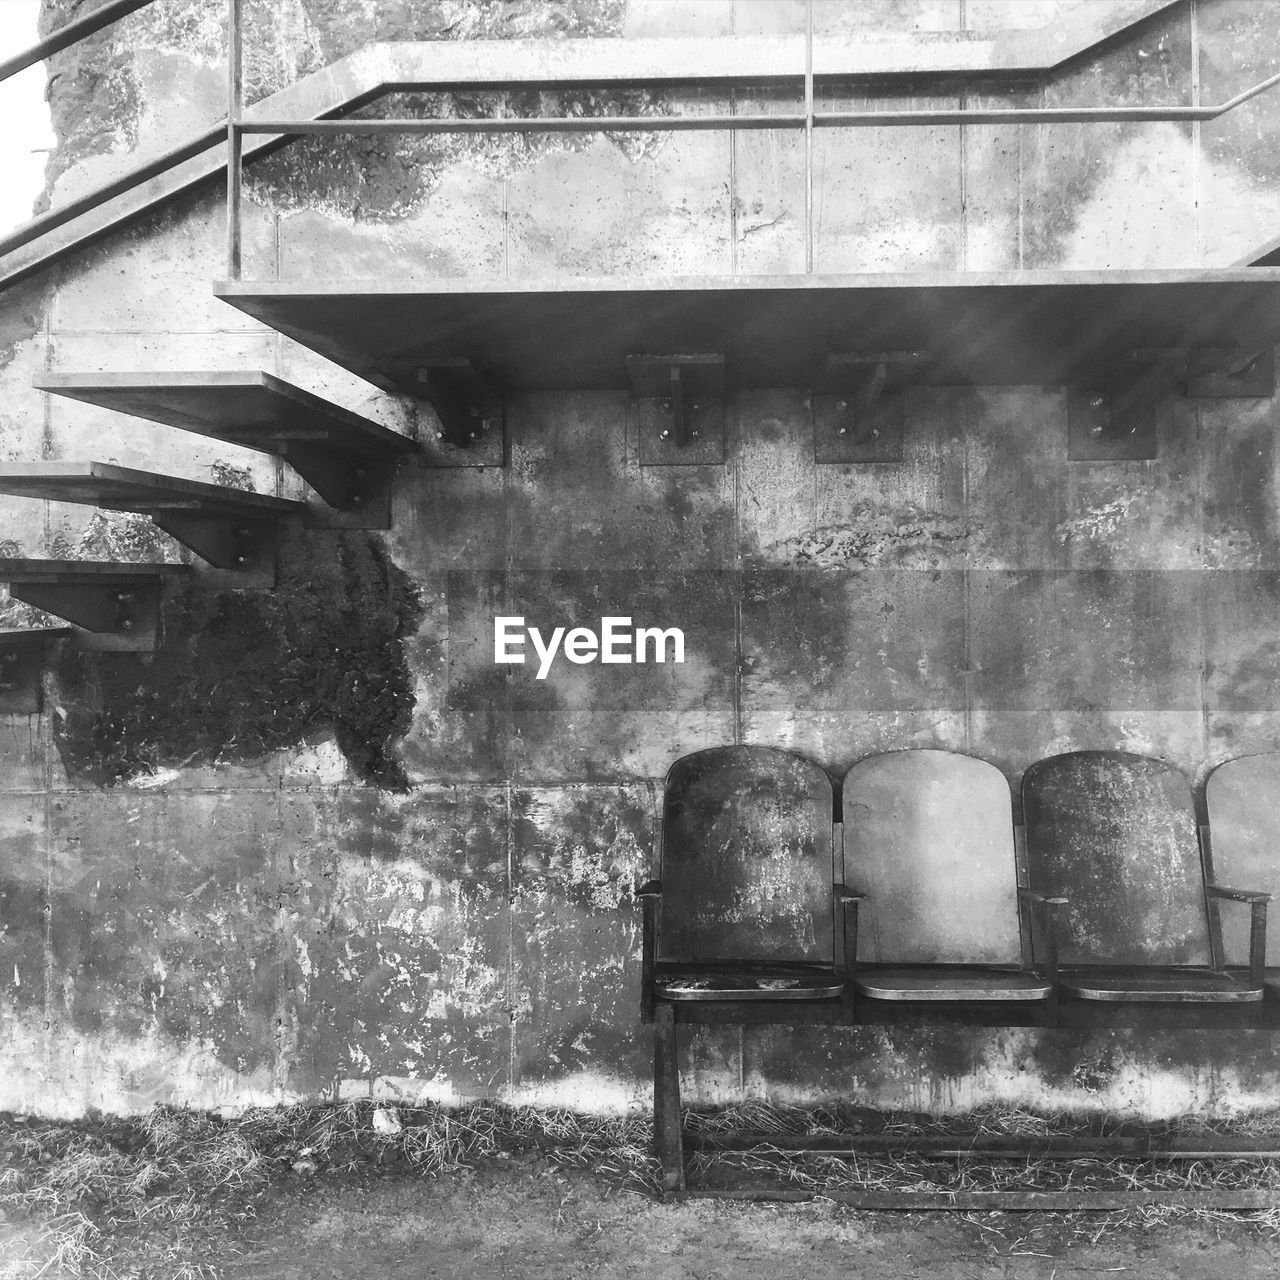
[5,0,1280,1117]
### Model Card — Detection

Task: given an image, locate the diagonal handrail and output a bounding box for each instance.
[0,127,223,257]
[0,0,154,83]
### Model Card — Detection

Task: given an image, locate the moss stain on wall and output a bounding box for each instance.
[49,529,422,789]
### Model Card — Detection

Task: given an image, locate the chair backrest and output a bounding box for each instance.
[1022,751,1210,966]
[1206,752,1280,965]
[660,745,834,964]
[842,749,1022,965]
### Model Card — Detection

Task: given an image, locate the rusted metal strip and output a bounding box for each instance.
[687,1132,1280,1159]
[691,1187,1280,1211]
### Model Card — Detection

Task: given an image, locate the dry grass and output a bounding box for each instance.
[0,1100,660,1279]
[4,1101,1280,1277]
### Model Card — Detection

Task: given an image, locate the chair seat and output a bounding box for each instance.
[854,966,1053,1002]
[1059,967,1264,1003]
[655,963,843,1002]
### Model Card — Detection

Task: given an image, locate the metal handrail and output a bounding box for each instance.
[0,0,154,83]
[8,0,1280,284]
[0,126,223,257]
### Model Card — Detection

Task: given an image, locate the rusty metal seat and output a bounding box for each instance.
[842,749,1060,1007]
[638,745,853,1194]
[1023,751,1268,1003]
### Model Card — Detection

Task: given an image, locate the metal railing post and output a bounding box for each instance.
[226,0,243,279]
[804,0,814,274]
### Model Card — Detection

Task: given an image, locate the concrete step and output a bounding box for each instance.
[33,371,418,527]
[0,461,304,581]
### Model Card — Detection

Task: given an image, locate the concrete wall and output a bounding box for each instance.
[4,0,1280,1117]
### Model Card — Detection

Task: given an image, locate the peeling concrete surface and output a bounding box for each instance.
[7,0,1280,1119]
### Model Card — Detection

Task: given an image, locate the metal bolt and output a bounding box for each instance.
[119,619,134,631]
[838,400,848,410]
[837,426,848,435]
[659,429,670,440]
[116,592,134,603]
[436,431,445,440]
[234,555,249,566]
[690,430,700,439]
[691,402,700,411]
[350,493,364,506]
[871,428,880,439]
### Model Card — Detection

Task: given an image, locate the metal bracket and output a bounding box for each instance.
[7,578,165,652]
[0,628,73,715]
[415,358,505,468]
[628,354,727,466]
[814,351,932,463]
[149,512,280,586]
[1179,347,1274,399]
[1069,347,1274,461]
[270,443,395,529]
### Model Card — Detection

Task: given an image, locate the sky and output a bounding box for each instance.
[0,0,58,235]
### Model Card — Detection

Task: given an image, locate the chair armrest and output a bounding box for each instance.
[1206,884,1270,987]
[1206,884,1271,904]
[635,879,663,899]
[1017,887,1067,986]
[1017,887,1069,906]
[834,884,865,979]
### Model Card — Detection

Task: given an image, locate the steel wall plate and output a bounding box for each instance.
[813,351,929,464]
[630,354,727,466]
[638,399,726,465]
[1067,388,1158,461]
[813,393,904,463]
[0,628,73,714]
[413,358,506,468]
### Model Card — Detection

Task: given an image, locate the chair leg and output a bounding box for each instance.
[653,1002,685,1196]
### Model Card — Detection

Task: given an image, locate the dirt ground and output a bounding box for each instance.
[210,1161,1280,1280]
[7,1108,1280,1278]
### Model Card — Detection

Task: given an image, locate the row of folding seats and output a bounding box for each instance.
[642,746,1279,1010]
